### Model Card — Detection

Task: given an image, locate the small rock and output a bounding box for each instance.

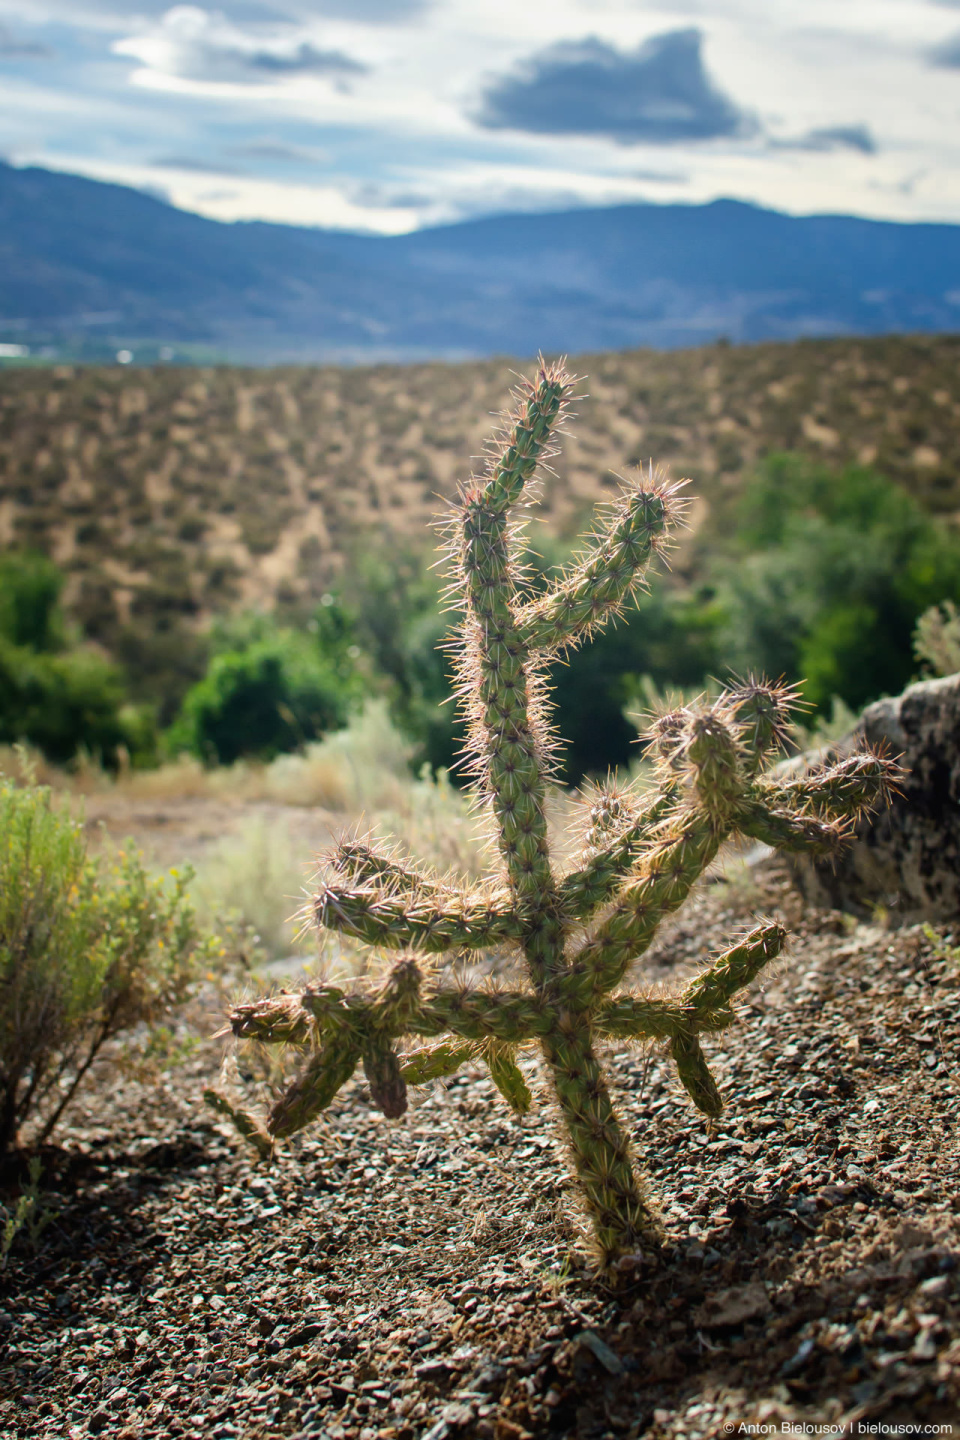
[575,1330,623,1375]
[694,1283,772,1330]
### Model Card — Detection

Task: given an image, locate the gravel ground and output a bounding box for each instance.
[2,860,959,1440]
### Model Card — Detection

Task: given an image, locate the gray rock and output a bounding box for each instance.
[786,673,960,921]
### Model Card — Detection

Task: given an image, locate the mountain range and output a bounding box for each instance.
[3,160,960,361]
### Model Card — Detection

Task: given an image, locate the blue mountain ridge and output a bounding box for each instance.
[2,160,960,360]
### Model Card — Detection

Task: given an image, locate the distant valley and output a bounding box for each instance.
[2,162,960,361]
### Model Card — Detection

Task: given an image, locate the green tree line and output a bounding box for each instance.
[2,453,959,780]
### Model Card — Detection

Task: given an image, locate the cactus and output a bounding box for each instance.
[210,361,899,1266]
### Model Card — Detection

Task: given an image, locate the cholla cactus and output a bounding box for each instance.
[211,361,898,1265]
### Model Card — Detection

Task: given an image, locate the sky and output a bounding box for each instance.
[3,2,960,233]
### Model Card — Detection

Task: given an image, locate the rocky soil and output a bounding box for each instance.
[1,859,959,1440]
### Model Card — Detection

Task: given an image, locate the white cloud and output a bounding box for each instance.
[3,0,960,230]
[113,6,367,86]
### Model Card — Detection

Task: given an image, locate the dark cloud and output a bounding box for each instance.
[239,41,365,76]
[0,22,53,57]
[152,26,367,85]
[475,30,750,145]
[772,125,876,155]
[929,31,960,66]
[151,156,245,175]
[225,140,329,164]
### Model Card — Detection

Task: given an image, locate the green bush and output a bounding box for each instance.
[0,551,65,652]
[166,622,360,765]
[0,641,132,764]
[0,550,156,765]
[0,776,217,1154]
[716,454,960,711]
[341,533,722,783]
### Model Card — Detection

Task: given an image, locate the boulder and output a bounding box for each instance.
[785,673,960,922]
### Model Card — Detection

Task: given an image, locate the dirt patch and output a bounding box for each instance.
[1,861,958,1438]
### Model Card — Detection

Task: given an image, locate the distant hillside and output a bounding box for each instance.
[2,333,959,716]
[3,162,960,360]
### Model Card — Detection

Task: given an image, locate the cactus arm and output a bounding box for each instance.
[486,1043,533,1113]
[329,838,453,899]
[670,1030,723,1117]
[268,1031,363,1138]
[452,365,570,914]
[754,750,900,818]
[515,478,680,654]
[735,802,848,856]
[478,362,570,515]
[559,820,721,1007]
[203,1088,274,1159]
[559,784,679,919]
[363,1042,408,1118]
[681,921,786,1011]
[228,993,314,1045]
[721,677,799,776]
[399,1038,480,1084]
[314,882,525,952]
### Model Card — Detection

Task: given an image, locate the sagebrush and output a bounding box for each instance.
[212,361,898,1265]
[0,775,217,1153]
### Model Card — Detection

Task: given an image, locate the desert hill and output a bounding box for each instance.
[4,162,960,360]
[1,333,959,709]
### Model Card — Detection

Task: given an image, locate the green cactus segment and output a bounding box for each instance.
[400,1038,480,1084]
[543,1025,660,1262]
[453,368,572,910]
[559,785,678,920]
[561,823,720,1007]
[363,1043,408,1119]
[758,750,900,817]
[486,1044,533,1114]
[686,712,743,823]
[203,1088,274,1160]
[330,839,451,899]
[736,803,848,856]
[314,882,524,952]
[517,481,676,655]
[723,678,799,775]
[228,993,313,1045]
[670,1030,723,1117]
[682,922,787,1012]
[223,360,901,1268]
[268,1033,362,1138]
[480,363,570,513]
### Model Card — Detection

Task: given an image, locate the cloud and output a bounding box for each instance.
[0,23,53,57]
[151,154,245,174]
[474,29,750,145]
[929,31,960,66]
[114,6,367,85]
[772,125,876,155]
[225,139,330,164]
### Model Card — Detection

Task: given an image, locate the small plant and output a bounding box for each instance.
[914,599,960,678]
[212,362,898,1265]
[0,775,218,1154]
[0,1157,53,1268]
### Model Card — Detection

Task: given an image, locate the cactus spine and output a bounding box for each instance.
[212,361,898,1266]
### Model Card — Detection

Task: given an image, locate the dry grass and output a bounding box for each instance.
[3,335,959,713]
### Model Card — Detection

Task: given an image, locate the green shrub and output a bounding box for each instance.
[0,640,134,765]
[167,635,353,764]
[0,776,217,1154]
[0,550,156,765]
[0,551,65,652]
[914,599,960,678]
[716,454,960,711]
